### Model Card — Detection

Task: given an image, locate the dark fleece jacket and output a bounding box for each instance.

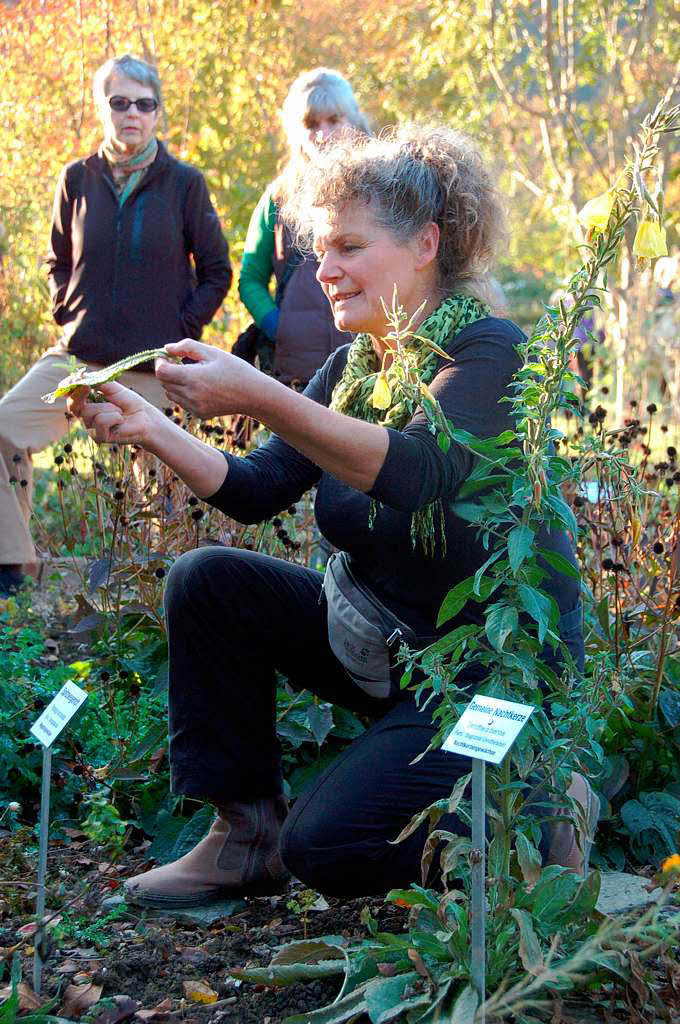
[45,141,231,368]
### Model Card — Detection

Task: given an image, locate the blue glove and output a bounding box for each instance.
[260,307,280,341]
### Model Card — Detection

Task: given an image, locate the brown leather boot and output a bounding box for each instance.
[547,773,600,876]
[124,796,290,908]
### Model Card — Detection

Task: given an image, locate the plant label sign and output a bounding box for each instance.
[443,694,535,764]
[30,682,88,748]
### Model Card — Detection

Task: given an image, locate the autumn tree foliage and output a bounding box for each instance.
[1,0,678,402]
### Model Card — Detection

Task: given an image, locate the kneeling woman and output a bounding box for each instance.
[74,125,594,907]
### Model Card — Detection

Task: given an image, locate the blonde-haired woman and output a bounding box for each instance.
[236,68,369,387]
[73,124,593,906]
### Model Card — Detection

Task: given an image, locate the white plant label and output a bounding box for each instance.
[443,694,535,764]
[30,682,88,748]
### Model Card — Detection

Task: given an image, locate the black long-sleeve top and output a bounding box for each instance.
[207,317,581,639]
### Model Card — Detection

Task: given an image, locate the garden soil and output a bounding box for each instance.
[2,572,680,1022]
[2,807,680,1023]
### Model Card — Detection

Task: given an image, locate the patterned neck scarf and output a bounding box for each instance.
[330,293,490,554]
[101,137,158,208]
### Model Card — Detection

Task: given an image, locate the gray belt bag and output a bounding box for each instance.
[322,551,418,700]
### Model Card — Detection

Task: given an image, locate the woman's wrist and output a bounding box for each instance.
[141,405,181,458]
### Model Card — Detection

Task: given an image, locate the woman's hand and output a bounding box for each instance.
[67,381,160,447]
[155,339,265,419]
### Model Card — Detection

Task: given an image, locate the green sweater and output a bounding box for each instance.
[238,186,278,326]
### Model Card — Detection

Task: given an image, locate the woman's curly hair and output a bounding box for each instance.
[285,123,507,307]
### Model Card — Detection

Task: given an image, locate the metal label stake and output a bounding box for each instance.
[29,681,88,995]
[33,745,52,994]
[442,693,535,1020]
[470,757,486,1018]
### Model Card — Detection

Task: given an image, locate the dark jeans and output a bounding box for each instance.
[164,547,583,896]
[164,546,471,896]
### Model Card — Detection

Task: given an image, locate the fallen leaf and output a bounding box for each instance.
[134,997,173,1021]
[407,947,433,983]
[0,981,42,1011]
[16,922,39,938]
[64,945,99,958]
[93,994,140,1024]
[179,947,207,964]
[61,981,103,1017]
[18,915,62,939]
[377,963,398,976]
[182,979,218,1004]
[55,959,82,974]
[73,971,93,983]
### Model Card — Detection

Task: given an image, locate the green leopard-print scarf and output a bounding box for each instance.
[330,293,490,554]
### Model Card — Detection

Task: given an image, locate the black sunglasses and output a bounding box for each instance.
[108,95,158,113]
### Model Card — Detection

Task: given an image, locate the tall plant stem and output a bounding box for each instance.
[647,495,680,720]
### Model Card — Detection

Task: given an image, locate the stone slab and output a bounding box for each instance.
[145,898,246,925]
[595,871,663,916]
[102,893,246,923]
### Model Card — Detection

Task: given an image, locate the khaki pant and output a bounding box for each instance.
[0,348,169,566]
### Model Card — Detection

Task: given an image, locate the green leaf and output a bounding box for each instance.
[473,550,504,595]
[509,908,544,975]
[515,832,542,886]
[450,500,486,524]
[272,939,346,966]
[171,804,215,861]
[437,579,473,626]
[364,971,425,1022]
[306,703,334,746]
[230,960,346,988]
[448,771,472,814]
[536,547,580,581]
[485,603,518,651]
[518,585,554,645]
[595,595,610,639]
[420,625,477,659]
[569,870,601,918]
[145,809,190,864]
[544,492,578,534]
[450,984,479,1023]
[283,986,369,1022]
[524,867,581,925]
[450,427,516,450]
[456,474,508,499]
[488,830,510,878]
[659,689,680,730]
[508,525,535,574]
[41,347,172,402]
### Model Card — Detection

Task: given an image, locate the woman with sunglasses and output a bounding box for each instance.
[0,55,231,597]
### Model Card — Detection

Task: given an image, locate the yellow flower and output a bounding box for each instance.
[371,371,392,410]
[633,219,668,259]
[661,853,680,873]
[578,190,615,232]
[419,381,436,405]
